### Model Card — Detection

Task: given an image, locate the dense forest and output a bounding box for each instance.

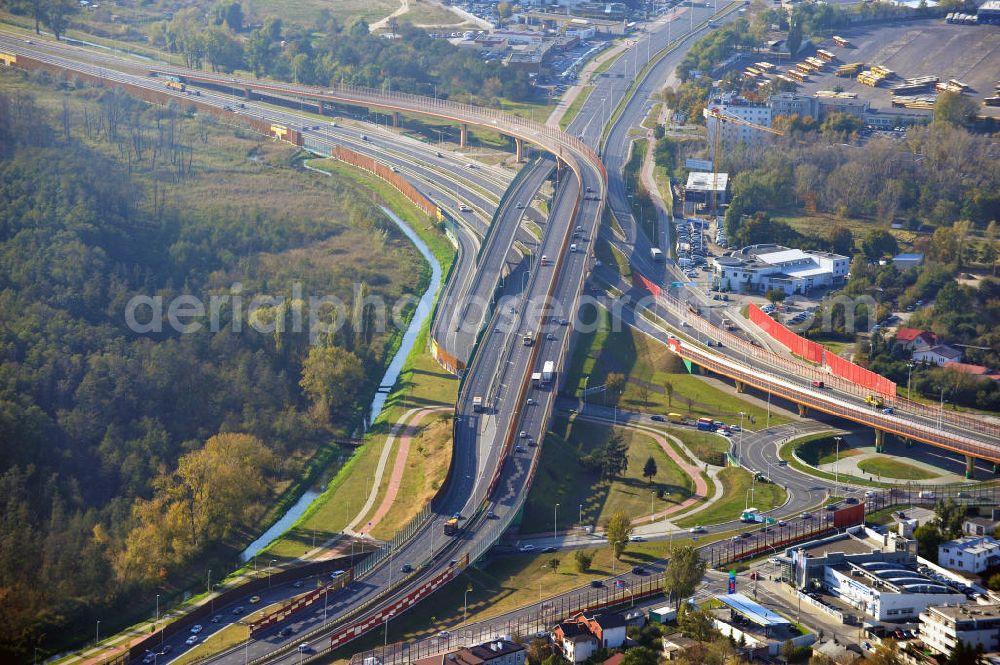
[0,75,426,657]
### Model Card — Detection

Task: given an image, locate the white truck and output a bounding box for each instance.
[473,396,484,412]
[531,372,543,387]
[650,247,664,262]
[541,361,555,385]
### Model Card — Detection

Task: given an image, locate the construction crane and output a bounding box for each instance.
[705,107,785,219]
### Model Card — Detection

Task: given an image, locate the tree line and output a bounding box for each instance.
[0,78,424,658]
[141,3,534,104]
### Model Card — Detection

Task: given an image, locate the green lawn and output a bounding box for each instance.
[676,467,786,528]
[857,457,940,481]
[865,504,914,526]
[560,85,595,130]
[779,435,886,488]
[522,417,695,533]
[796,436,863,466]
[564,306,791,428]
[670,429,730,467]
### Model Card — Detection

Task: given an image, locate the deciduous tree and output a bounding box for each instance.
[605,510,633,560]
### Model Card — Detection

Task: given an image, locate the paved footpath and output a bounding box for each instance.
[362,406,451,536]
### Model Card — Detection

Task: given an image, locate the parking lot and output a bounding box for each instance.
[794,20,1000,118]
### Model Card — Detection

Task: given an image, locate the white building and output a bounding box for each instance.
[822,561,966,621]
[704,95,773,147]
[712,244,850,295]
[938,537,1000,574]
[912,344,963,366]
[919,604,1000,657]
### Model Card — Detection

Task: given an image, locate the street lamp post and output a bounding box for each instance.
[906,362,915,399]
[834,436,843,487]
[937,386,946,428]
[554,503,559,541]
[96,620,101,646]
[268,559,276,587]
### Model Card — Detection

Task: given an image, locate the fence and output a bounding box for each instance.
[630,271,1000,443]
[747,305,895,395]
[748,304,825,365]
[330,145,441,220]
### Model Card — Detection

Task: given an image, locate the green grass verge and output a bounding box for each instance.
[256,161,458,562]
[865,504,914,526]
[523,417,696,533]
[676,467,786,528]
[857,458,940,481]
[796,436,863,466]
[778,434,887,489]
[560,85,594,131]
[670,429,730,467]
[564,305,792,428]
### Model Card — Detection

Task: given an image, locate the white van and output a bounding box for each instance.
[570,243,577,253]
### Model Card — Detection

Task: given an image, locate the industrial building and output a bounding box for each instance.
[783,527,968,622]
[711,245,849,295]
[919,603,1000,656]
[937,536,1000,574]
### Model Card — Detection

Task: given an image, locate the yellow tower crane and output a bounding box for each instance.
[705,107,785,219]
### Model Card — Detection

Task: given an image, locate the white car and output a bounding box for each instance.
[518,544,536,553]
[185,635,199,646]
[689,526,705,533]
[190,624,203,634]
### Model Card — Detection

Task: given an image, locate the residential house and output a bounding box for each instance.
[580,612,627,650]
[553,621,598,664]
[892,253,924,269]
[944,362,1000,381]
[893,327,939,353]
[937,536,1000,574]
[913,344,963,366]
[551,612,627,663]
[964,513,1000,537]
[412,640,526,665]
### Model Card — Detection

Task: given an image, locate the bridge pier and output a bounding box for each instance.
[316,101,324,115]
[392,111,401,128]
[734,380,746,394]
[244,87,253,99]
[874,429,885,453]
[459,123,468,148]
[994,463,1000,475]
[966,455,975,479]
[797,404,808,417]
[515,137,524,162]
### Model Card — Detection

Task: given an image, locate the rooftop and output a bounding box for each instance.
[941,536,1000,556]
[716,593,791,628]
[686,171,729,192]
[924,603,1000,622]
[834,560,957,595]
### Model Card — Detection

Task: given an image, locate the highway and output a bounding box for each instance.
[6,8,999,664]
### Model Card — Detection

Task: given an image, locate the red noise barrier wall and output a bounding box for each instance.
[331,145,441,220]
[824,351,896,397]
[329,567,457,650]
[748,304,896,396]
[748,304,825,364]
[634,272,662,298]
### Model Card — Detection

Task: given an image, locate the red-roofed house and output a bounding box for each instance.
[894,327,938,352]
[944,362,1000,380]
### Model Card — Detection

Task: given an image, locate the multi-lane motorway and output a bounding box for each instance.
[5,5,999,664]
